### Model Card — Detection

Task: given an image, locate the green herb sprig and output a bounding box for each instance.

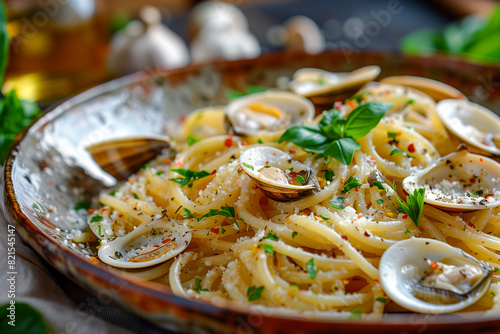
[169,168,211,188]
[197,204,243,225]
[393,183,425,227]
[279,102,392,165]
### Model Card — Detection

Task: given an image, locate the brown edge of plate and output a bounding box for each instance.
[4,50,500,334]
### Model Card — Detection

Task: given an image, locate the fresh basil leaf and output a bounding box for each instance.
[0,1,8,85]
[343,102,392,140]
[278,125,330,153]
[0,302,50,334]
[319,108,344,127]
[324,138,360,165]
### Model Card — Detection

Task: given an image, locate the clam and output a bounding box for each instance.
[402,147,500,211]
[225,91,314,137]
[380,76,467,102]
[98,218,191,269]
[239,146,319,202]
[86,135,173,181]
[436,99,500,156]
[380,238,492,314]
[288,65,381,98]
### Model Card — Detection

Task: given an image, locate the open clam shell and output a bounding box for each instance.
[436,99,500,156]
[239,146,319,202]
[380,238,492,314]
[86,135,173,181]
[402,148,500,211]
[289,65,381,98]
[380,76,467,102]
[98,218,191,269]
[225,91,314,137]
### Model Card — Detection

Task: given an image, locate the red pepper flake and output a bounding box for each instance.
[364,231,370,237]
[357,215,362,219]
[211,170,217,175]
[224,136,233,147]
[118,214,123,218]
[480,158,484,162]
[153,245,160,248]
[285,215,291,219]
[87,208,98,214]
[341,236,348,241]
[210,228,220,234]
[334,101,343,109]
[134,173,139,178]
[266,161,269,165]
[179,115,187,123]
[470,178,476,183]
[102,208,109,212]
[272,153,277,155]
[468,222,476,229]
[289,149,296,154]
[165,158,171,164]
[241,141,248,146]
[486,194,494,199]
[429,262,439,270]
[238,167,243,172]
[407,143,415,153]
[346,100,357,109]
[48,180,53,185]
[162,238,171,244]
[369,158,377,163]
[355,186,360,192]
[128,179,135,184]
[175,160,184,167]
[366,204,371,210]
[402,214,408,219]
[459,179,466,183]
[340,178,345,184]
[403,189,409,196]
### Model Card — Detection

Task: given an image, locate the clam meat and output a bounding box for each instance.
[239,146,319,202]
[403,147,500,211]
[436,99,500,156]
[380,238,492,314]
[225,91,314,137]
[98,218,191,269]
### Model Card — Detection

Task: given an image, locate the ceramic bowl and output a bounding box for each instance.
[4,51,500,333]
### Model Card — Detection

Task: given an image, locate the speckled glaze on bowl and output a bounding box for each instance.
[4,51,500,333]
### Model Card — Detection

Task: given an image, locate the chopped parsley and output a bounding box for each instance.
[349,309,362,320]
[156,171,165,176]
[247,286,264,301]
[194,277,208,292]
[264,233,279,241]
[306,258,317,279]
[90,215,103,223]
[257,138,263,144]
[342,176,362,193]
[187,135,201,146]
[404,229,411,234]
[296,174,306,185]
[390,148,413,159]
[329,196,345,210]
[372,180,385,190]
[197,204,243,225]
[291,231,298,239]
[375,199,384,205]
[393,183,425,227]
[258,244,275,256]
[319,215,330,221]
[169,168,211,188]
[132,193,139,199]
[376,297,388,303]
[323,170,335,182]
[109,189,117,196]
[242,162,254,171]
[182,208,193,218]
[387,132,398,139]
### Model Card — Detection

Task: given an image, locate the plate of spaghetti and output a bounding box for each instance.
[4,51,500,333]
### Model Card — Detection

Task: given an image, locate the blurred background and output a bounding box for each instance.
[3,0,500,103]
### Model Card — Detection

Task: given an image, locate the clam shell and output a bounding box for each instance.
[289,65,381,97]
[380,238,492,314]
[86,135,172,181]
[402,148,500,211]
[436,99,500,156]
[239,146,319,202]
[225,91,314,137]
[98,218,191,269]
[380,76,467,102]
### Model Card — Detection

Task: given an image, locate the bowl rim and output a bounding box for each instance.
[4,50,500,332]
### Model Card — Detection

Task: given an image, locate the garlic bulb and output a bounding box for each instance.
[107,6,189,77]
